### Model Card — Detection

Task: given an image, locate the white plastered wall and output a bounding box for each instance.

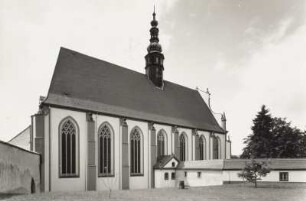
[214,133,226,159]
[95,114,120,191]
[226,141,231,159]
[223,170,306,183]
[155,169,176,188]
[197,131,210,160]
[49,107,87,191]
[126,119,149,189]
[154,124,172,156]
[176,169,223,187]
[164,158,178,168]
[177,128,192,161]
[44,112,50,191]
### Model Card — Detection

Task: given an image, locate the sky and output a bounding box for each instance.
[0,0,305,156]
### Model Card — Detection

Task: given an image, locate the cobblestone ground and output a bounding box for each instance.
[2,183,306,201]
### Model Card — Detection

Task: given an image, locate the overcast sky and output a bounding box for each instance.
[0,0,305,155]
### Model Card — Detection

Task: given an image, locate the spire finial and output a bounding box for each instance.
[153,5,156,20]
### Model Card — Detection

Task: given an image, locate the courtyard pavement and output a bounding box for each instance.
[1,183,306,201]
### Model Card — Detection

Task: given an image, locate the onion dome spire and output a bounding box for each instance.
[147,7,162,53]
[145,7,165,88]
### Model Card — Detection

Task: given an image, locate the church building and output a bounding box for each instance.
[30,11,230,192]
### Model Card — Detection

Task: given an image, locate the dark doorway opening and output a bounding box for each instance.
[31,178,35,194]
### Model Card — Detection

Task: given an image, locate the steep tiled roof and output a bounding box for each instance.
[43,47,224,133]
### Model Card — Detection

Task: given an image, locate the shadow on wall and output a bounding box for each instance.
[0,162,37,194]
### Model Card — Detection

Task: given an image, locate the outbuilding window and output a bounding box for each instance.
[197,172,202,178]
[279,172,289,181]
[164,172,169,180]
[171,172,176,180]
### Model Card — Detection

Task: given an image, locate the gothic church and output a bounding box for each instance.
[30,11,230,191]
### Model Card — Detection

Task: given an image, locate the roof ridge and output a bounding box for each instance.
[59,47,200,92]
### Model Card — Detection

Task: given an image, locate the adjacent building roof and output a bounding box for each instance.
[43,47,225,133]
[177,160,224,170]
[177,159,306,170]
[223,159,306,170]
[154,155,179,169]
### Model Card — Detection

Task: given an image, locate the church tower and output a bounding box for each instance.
[145,9,164,88]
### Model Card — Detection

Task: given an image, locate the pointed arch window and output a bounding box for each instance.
[59,118,79,177]
[98,123,113,176]
[130,128,143,175]
[199,136,206,160]
[213,135,220,159]
[157,130,167,158]
[180,134,187,161]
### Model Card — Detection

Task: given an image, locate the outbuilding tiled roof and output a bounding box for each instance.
[177,160,224,170]
[176,159,306,170]
[154,155,179,169]
[223,159,306,170]
[43,47,224,133]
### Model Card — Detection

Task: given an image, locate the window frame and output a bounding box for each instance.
[180,133,187,161]
[157,129,167,158]
[199,136,206,160]
[98,122,114,177]
[58,117,80,178]
[212,135,221,159]
[171,172,176,180]
[164,172,169,180]
[279,172,289,181]
[130,127,144,176]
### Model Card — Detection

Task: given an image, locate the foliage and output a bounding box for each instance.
[230,155,239,159]
[241,105,306,158]
[238,159,271,188]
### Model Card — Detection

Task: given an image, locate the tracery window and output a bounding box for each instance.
[213,135,220,159]
[199,136,206,160]
[59,118,78,177]
[180,134,186,161]
[98,123,113,176]
[157,131,166,158]
[130,128,142,175]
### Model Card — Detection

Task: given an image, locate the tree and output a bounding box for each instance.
[270,117,305,158]
[241,105,273,158]
[238,159,271,188]
[241,105,306,158]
